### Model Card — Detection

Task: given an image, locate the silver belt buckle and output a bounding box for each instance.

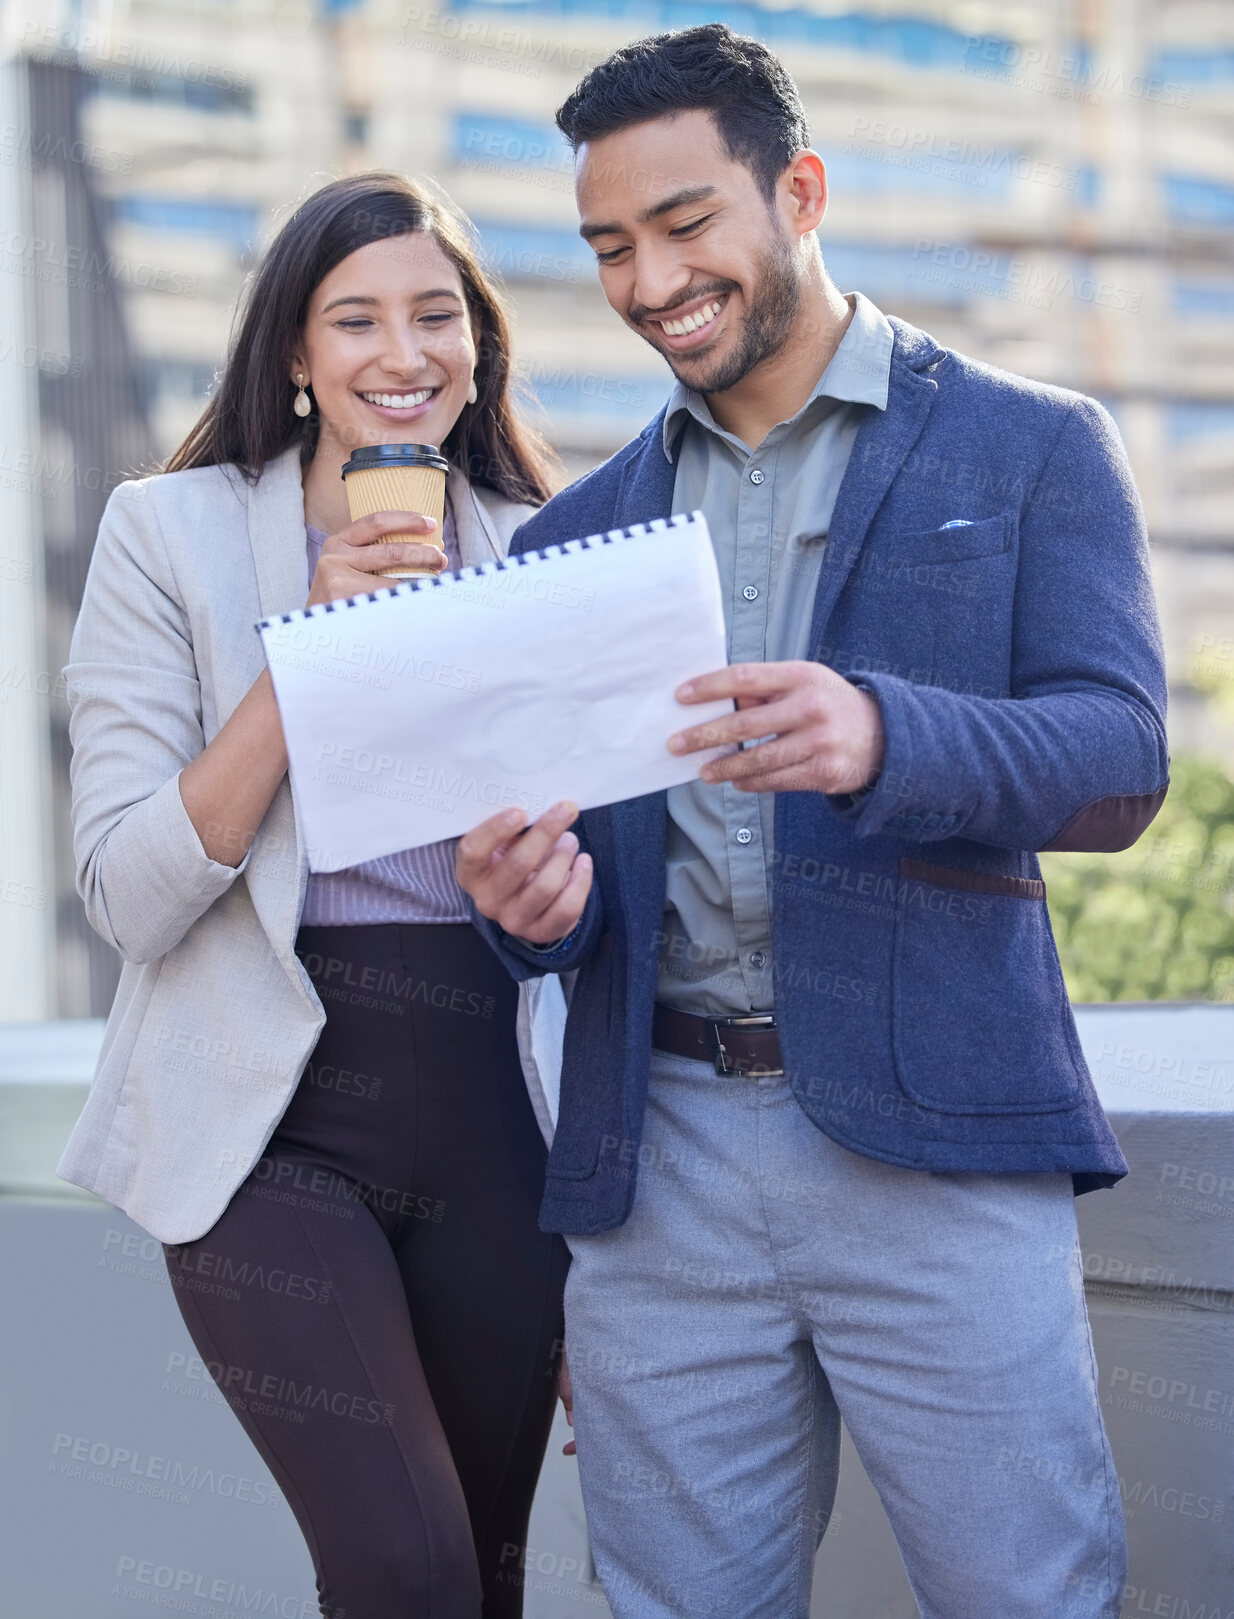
[707,1013,781,1077]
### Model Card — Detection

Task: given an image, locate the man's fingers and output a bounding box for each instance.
[558,1353,573,1407]
[726,751,874,795]
[727,765,807,793]
[701,733,813,783]
[668,695,800,758]
[675,661,813,705]
[557,1352,575,1453]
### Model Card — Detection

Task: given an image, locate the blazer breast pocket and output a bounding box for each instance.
[888,513,1011,564]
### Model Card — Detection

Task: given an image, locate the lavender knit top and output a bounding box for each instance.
[299,504,470,926]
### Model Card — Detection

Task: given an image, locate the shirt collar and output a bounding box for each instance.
[661,290,894,461]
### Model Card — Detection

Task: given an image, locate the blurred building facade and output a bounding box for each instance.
[2,0,1233,1016]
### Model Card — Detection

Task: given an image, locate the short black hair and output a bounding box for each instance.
[556,24,810,201]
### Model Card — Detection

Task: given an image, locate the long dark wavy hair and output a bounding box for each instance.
[166,172,559,505]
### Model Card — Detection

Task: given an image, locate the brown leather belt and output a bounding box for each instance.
[652,1003,784,1077]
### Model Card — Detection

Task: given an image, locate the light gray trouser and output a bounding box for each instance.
[564,1050,1125,1619]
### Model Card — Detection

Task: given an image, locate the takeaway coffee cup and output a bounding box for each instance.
[341,443,450,579]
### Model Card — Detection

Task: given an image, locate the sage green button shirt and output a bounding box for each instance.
[657,291,894,1015]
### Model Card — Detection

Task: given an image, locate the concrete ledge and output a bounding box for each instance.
[3,1007,1232,1616]
[0,1019,103,1200]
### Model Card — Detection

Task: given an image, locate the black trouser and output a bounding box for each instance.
[164,923,569,1619]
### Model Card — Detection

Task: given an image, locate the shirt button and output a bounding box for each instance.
[749,468,765,485]
[750,950,767,968]
[742,584,759,601]
[735,827,754,845]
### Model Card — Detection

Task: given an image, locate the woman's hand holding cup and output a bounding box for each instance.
[306,510,443,608]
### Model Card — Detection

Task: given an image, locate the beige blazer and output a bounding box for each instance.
[57,446,564,1244]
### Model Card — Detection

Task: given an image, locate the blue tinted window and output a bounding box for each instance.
[112,195,260,251]
[474,222,591,283]
[527,365,670,426]
[1149,49,1234,87]
[1173,280,1234,317]
[824,145,1018,203]
[1163,174,1234,227]
[91,66,253,115]
[445,0,1009,73]
[455,113,572,173]
[1168,403,1234,442]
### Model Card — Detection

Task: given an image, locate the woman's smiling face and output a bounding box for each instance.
[293,232,477,454]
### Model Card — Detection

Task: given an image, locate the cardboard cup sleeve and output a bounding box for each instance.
[343,464,447,578]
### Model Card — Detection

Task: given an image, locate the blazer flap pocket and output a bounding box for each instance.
[899,859,1045,901]
[891,514,1010,562]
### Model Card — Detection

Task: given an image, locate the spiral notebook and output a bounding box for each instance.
[258,511,732,871]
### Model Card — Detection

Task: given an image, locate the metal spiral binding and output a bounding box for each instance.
[258,510,702,632]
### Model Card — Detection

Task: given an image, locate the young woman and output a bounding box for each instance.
[58,172,573,1618]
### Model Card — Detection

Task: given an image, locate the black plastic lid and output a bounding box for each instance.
[341,443,449,478]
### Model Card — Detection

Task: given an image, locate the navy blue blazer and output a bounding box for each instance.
[475,316,1169,1235]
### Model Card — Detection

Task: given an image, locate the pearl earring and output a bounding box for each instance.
[466,377,478,405]
[293,373,312,418]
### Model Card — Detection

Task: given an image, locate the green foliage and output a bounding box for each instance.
[1043,755,1234,1003]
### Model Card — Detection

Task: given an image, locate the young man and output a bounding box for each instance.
[457,25,1167,1618]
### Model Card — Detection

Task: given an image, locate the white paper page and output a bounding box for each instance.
[259,512,733,871]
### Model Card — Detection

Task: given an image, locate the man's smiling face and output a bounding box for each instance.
[576,108,802,395]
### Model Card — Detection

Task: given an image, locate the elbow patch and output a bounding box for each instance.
[1042,784,1168,853]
